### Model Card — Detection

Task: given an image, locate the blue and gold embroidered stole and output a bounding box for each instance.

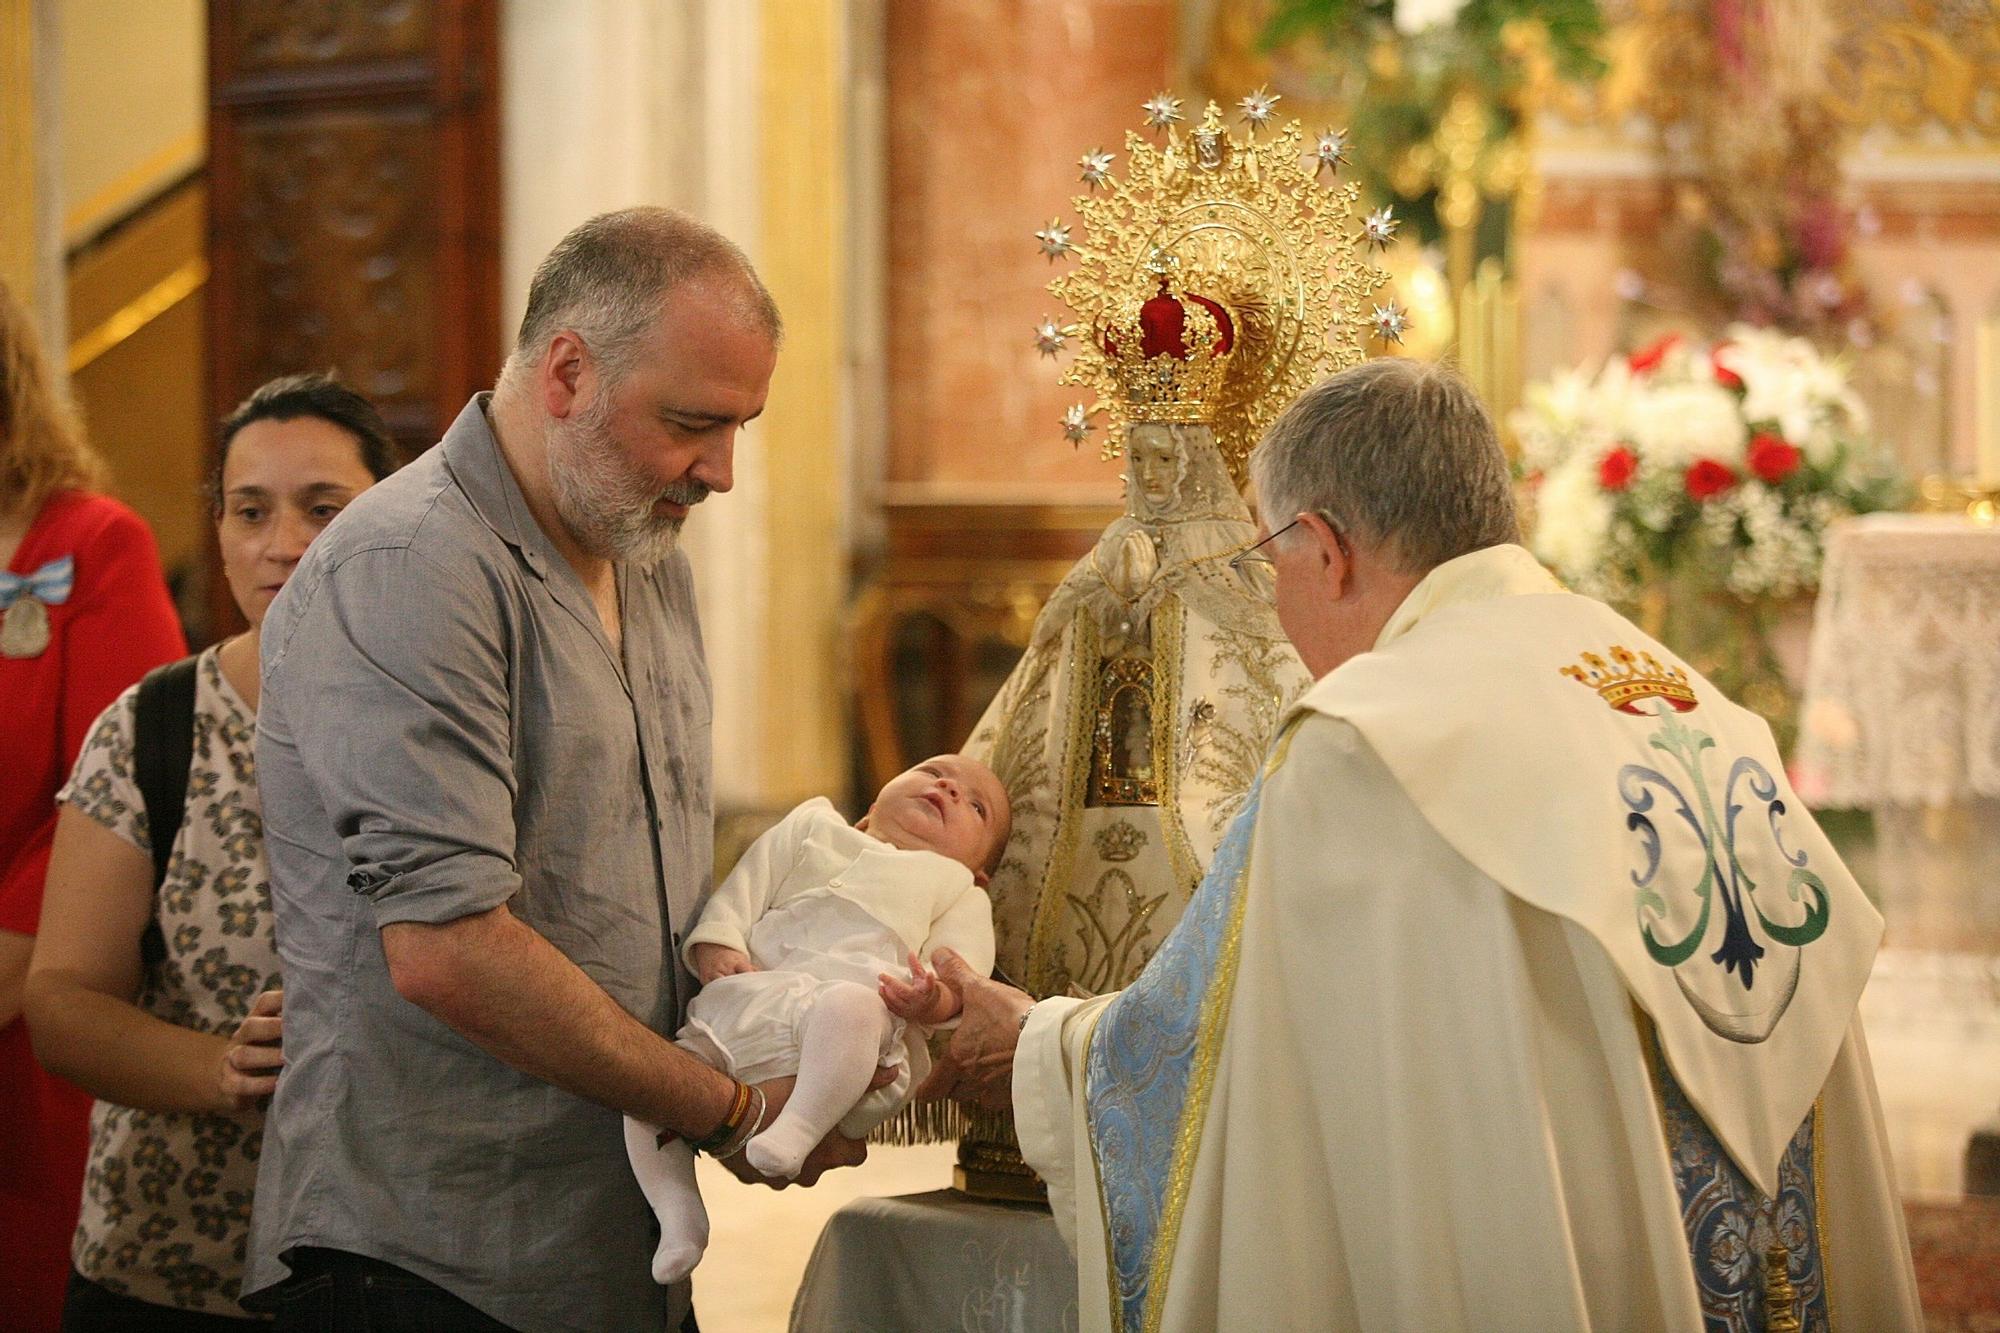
[1083,775,1264,1333]
[1646,1025,1831,1332]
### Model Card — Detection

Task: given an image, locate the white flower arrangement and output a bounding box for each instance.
[1512,326,1900,603]
[1392,0,1471,35]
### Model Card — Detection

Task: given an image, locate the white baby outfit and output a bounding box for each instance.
[624,797,996,1282]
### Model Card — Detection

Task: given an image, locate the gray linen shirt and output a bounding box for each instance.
[246,396,711,1332]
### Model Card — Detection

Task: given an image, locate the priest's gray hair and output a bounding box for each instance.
[502,207,782,389]
[1249,358,1519,573]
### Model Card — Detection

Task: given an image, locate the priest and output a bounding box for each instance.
[921,357,1922,1332]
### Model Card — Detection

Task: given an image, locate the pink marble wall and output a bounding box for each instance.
[885,0,1177,499]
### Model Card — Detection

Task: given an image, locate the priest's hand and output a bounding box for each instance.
[913,948,1033,1115]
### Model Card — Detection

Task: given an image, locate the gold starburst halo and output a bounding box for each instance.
[1038,99,1393,485]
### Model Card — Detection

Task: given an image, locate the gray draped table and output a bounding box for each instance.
[788,1190,1079,1332]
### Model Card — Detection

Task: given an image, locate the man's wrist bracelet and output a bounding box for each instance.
[692,1079,753,1154]
[714,1085,767,1160]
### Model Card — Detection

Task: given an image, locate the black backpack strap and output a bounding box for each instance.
[133,655,199,970]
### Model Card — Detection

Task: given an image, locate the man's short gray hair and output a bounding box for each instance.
[502,207,782,387]
[1249,358,1519,573]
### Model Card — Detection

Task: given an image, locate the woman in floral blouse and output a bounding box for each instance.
[24,373,396,1329]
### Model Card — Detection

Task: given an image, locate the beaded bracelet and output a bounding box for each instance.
[691,1080,753,1155]
[712,1086,767,1161]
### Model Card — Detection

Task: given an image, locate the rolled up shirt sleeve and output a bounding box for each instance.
[264,544,521,927]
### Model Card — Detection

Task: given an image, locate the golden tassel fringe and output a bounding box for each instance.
[870,1099,969,1146]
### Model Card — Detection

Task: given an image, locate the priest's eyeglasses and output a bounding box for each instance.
[1227,510,1343,574]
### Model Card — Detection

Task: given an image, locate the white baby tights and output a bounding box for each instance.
[743,981,896,1179]
[623,982,897,1283]
[623,1115,705,1284]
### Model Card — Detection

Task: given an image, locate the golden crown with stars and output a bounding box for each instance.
[1030,90,1405,486]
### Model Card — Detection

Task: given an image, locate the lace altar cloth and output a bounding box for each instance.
[1795,514,2000,810]
[789,1190,1077,1332]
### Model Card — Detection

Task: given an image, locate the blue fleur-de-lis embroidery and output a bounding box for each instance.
[1619,704,1829,995]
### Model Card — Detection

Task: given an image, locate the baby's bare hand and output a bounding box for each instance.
[691,943,758,986]
[880,949,958,1024]
[878,949,937,1020]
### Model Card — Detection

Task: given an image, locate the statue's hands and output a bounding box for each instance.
[912,948,1032,1115]
[879,949,960,1025]
[691,942,757,986]
[716,1063,902,1190]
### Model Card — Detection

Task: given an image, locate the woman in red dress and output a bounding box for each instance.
[0,278,186,1331]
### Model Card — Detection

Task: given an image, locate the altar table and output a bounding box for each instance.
[1794,511,2000,1197]
[788,1189,1078,1332]
[1795,512,2000,951]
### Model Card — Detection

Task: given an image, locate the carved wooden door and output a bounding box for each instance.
[205,0,498,630]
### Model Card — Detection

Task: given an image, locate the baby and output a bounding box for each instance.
[624,754,1010,1283]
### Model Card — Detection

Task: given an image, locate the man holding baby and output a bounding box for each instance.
[245,208,842,1332]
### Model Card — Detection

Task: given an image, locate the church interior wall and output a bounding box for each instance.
[3,0,66,356]
[66,180,208,611]
[55,0,208,622]
[501,0,872,818]
[882,0,1177,503]
[847,0,1181,799]
[57,0,202,250]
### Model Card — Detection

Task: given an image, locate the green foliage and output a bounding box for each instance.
[1259,0,1378,51]
[1258,0,1606,245]
[1262,0,1603,77]
[1462,0,1606,80]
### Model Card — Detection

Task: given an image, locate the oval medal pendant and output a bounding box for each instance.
[0,595,52,658]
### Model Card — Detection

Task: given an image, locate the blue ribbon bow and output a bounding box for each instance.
[0,555,75,610]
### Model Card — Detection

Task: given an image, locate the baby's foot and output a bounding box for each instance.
[743,1119,816,1179]
[652,1232,704,1284]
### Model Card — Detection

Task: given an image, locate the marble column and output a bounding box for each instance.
[1,0,68,365]
[756,0,852,806]
[501,0,861,811]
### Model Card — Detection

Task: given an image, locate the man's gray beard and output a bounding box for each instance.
[546,405,705,566]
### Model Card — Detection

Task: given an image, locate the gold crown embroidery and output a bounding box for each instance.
[1560,646,1698,715]
[1091,820,1148,864]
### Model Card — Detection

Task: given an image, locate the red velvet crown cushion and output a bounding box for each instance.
[1107,286,1236,361]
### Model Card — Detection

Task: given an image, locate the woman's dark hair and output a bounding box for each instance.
[210,371,399,513]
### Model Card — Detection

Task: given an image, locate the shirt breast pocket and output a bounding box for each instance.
[645,648,712,811]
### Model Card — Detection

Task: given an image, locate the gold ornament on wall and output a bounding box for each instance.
[1598,0,2000,142]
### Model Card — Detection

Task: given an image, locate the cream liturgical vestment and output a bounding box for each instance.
[1014,543,1921,1333]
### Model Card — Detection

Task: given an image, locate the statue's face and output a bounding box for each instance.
[1127,428,1181,513]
